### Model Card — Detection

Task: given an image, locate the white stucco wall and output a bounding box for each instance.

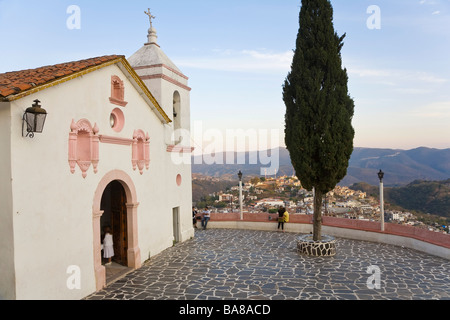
[0,102,15,300]
[6,62,193,300]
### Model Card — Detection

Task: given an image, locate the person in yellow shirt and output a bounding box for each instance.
[283,209,290,224]
[277,207,289,232]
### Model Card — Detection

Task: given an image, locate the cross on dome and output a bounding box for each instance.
[144,8,158,45]
[144,8,156,29]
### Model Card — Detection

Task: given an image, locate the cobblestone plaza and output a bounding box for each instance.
[86,229,450,300]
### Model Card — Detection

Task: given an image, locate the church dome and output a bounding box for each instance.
[128,12,182,74]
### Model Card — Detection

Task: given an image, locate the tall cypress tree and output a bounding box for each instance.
[283,0,355,241]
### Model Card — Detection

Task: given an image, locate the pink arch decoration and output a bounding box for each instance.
[92,170,141,291]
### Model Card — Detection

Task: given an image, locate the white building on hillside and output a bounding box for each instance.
[256,198,285,207]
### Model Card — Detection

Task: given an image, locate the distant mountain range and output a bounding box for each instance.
[350,180,450,218]
[192,147,450,187]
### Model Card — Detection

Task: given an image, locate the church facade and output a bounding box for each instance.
[0,21,194,300]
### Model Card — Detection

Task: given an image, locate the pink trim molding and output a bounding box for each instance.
[99,135,134,146]
[109,97,128,107]
[133,64,189,80]
[69,119,100,178]
[140,74,192,92]
[70,118,152,176]
[166,145,195,153]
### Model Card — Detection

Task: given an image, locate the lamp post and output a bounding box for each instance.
[378,170,385,232]
[238,171,243,220]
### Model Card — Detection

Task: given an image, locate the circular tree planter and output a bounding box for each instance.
[297,234,337,257]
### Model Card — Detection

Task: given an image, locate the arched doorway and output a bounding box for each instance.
[100,181,128,266]
[92,170,141,291]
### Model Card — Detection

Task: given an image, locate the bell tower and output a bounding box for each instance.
[128,9,191,145]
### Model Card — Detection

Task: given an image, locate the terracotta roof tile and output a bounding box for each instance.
[0,55,124,100]
[0,88,16,97]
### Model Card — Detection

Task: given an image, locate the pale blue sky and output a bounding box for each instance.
[1,0,449,150]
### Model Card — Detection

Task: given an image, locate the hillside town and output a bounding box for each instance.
[193,175,449,234]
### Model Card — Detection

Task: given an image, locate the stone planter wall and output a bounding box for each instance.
[297,234,337,257]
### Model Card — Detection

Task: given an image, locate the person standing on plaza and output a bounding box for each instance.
[192,206,198,229]
[283,208,289,232]
[201,206,211,230]
[103,226,114,265]
[277,207,289,232]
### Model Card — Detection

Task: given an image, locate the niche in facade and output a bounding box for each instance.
[109,75,128,107]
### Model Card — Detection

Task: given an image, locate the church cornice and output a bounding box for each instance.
[140,74,192,92]
[133,64,189,80]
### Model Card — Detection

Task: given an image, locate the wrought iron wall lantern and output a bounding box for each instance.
[22,99,47,138]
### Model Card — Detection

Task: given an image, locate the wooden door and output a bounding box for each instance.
[111,181,128,266]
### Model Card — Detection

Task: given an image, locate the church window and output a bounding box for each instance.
[68,119,100,178]
[173,91,181,129]
[173,91,181,144]
[132,130,150,175]
[109,75,128,107]
[110,108,125,132]
[110,113,116,128]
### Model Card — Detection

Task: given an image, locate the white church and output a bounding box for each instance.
[0,12,194,300]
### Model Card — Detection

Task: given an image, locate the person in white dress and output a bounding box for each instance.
[103,226,114,265]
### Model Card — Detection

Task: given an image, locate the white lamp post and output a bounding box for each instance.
[238,171,243,220]
[378,170,385,232]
